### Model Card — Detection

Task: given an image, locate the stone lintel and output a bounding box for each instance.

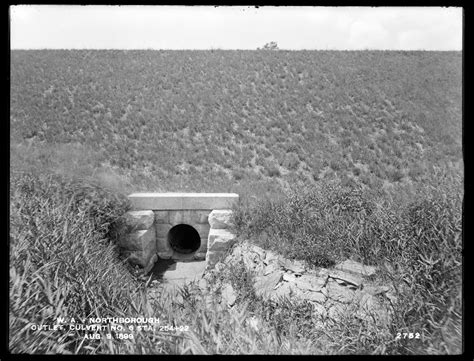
[128,193,239,210]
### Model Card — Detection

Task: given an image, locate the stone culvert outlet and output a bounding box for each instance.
[114,193,239,273]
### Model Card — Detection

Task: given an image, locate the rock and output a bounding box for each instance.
[328,269,363,288]
[254,271,284,299]
[270,282,294,301]
[205,250,222,270]
[293,274,327,292]
[333,278,359,290]
[263,251,281,266]
[208,210,234,229]
[302,290,326,304]
[263,262,281,276]
[205,229,237,270]
[123,246,156,269]
[239,248,261,270]
[143,254,158,274]
[311,302,326,317]
[282,273,297,283]
[221,284,237,307]
[122,250,145,267]
[363,285,390,296]
[279,258,305,274]
[326,279,358,304]
[119,210,155,232]
[316,268,330,278]
[207,229,236,252]
[358,292,377,310]
[249,244,266,260]
[118,228,155,251]
[327,303,348,321]
[334,259,377,277]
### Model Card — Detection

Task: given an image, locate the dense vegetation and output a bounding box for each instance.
[10,50,463,354]
[11,50,462,193]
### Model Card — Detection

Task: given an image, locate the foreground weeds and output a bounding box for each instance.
[9,168,462,354]
[233,173,463,354]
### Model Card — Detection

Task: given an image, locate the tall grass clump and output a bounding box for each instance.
[381,175,463,354]
[9,169,142,353]
[233,180,380,268]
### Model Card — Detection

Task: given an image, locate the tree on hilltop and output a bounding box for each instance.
[258,42,279,50]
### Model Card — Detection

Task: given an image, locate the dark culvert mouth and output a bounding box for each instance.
[167,224,201,254]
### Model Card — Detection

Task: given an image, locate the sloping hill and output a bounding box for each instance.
[10,50,462,193]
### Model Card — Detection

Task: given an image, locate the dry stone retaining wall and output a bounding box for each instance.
[200,241,394,328]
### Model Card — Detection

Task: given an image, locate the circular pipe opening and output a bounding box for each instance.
[167,224,201,254]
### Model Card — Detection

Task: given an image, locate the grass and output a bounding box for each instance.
[11,50,462,189]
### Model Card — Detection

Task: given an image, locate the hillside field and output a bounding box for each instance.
[11,50,462,194]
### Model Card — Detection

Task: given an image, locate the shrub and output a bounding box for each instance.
[283,153,300,171]
[408,163,424,180]
[387,168,404,183]
[232,168,245,180]
[265,163,281,178]
[329,158,342,172]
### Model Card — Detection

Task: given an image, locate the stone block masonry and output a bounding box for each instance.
[114,193,239,272]
[113,210,157,273]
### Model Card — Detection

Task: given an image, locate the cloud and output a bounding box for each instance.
[398,30,429,50]
[9,5,463,50]
[348,20,390,50]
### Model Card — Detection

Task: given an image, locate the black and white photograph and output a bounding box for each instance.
[9,5,463,355]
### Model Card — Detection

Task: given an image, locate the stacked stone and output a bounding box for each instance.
[114,210,157,273]
[208,241,393,327]
[154,210,211,260]
[206,210,237,270]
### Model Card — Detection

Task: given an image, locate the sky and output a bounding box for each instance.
[10,6,463,51]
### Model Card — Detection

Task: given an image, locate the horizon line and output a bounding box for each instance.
[10,48,462,51]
